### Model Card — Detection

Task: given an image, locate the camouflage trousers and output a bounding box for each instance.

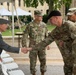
[0,64,4,75]
[72,40,76,75]
[61,50,74,75]
[29,49,46,74]
[56,41,74,75]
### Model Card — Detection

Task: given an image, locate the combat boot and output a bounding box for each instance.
[73,67,76,75]
[32,73,36,75]
[41,72,44,75]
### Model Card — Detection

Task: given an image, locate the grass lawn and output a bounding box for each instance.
[2,25,56,36]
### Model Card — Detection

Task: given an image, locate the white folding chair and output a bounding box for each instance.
[2,68,8,75]
[4,62,19,70]
[1,54,10,58]
[0,61,8,75]
[1,50,6,54]
[2,57,14,63]
[8,70,25,75]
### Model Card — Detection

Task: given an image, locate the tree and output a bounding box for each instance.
[24,0,72,12]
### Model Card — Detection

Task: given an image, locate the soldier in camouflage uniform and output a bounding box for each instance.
[22,10,48,75]
[67,9,76,75]
[32,10,75,75]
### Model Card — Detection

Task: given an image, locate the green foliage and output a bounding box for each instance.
[39,0,45,5]
[26,15,33,23]
[53,0,62,9]
[2,25,55,36]
[2,27,25,36]
[42,14,48,23]
[45,0,50,4]
[24,0,32,7]
[24,0,72,11]
[24,0,46,8]
[31,0,38,8]
[64,0,72,8]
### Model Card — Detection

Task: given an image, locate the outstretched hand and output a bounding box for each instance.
[46,45,50,50]
[21,47,32,54]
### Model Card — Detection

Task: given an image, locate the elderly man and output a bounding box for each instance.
[32,10,76,75]
[0,18,32,75]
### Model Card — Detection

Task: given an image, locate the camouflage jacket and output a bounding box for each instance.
[66,20,76,39]
[22,20,48,47]
[32,21,74,50]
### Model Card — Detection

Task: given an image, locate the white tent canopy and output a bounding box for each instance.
[14,8,31,16]
[0,0,12,3]
[0,7,31,16]
[0,7,12,16]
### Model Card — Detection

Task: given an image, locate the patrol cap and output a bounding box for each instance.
[34,10,42,16]
[67,8,76,15]
[67,12,74,15]
[0,18,10,24]
[47,10,61,20]
[69,8,76,11]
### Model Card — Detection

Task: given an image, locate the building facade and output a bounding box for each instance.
[0,0,48,17]
[0,0,76,17]
[71,0,76,7]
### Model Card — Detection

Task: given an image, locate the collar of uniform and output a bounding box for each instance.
[33,20,42,25]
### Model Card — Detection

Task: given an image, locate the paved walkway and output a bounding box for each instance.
[18,64,64,75]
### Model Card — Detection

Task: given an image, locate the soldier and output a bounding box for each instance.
[22,10,49,75]
[67,8,76,22]
[67,9,76,75]
[32,10,75,75]
[66,8,76,40]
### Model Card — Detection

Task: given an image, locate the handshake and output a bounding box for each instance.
[21,47,32,54]
[20,45,51,54]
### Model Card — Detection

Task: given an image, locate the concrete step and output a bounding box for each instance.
[13,57,64,65]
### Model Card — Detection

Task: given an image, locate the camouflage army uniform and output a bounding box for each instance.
[67,21,76,75]
[22,20,48,74]
[33,21,74,75]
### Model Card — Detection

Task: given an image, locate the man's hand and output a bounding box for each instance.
[45,45,50,50]
[21,47,32,54]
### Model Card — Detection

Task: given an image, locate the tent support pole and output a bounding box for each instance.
[12,0,15,46]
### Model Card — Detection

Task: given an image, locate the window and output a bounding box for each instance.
[23,0,25,6]
[19,0,21,6]
[0,3,3,5]
[29,10,31,12]
[7,2,9,6]
[46,9,49,14]
[41,10,43,12]
[7,2,9,10]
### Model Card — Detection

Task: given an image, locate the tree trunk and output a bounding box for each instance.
[48,0,53,14]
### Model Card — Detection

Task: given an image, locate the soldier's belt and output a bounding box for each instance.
[30,40,36,45]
